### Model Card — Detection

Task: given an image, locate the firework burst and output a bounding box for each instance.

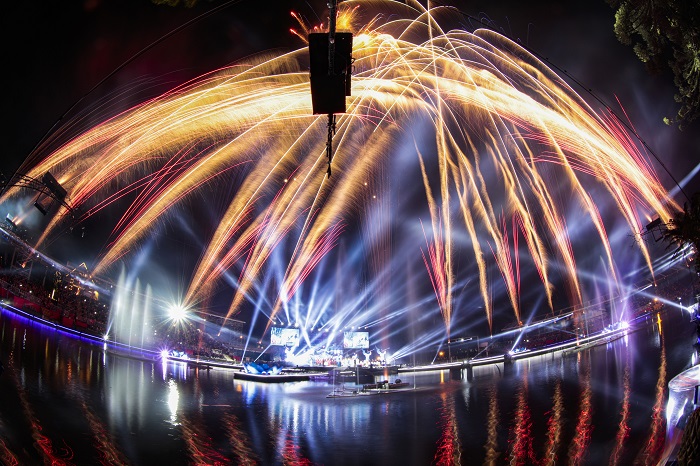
[2,0,675,338]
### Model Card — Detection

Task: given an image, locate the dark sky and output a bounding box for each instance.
[4,0,315,175]
[4,0,697,200]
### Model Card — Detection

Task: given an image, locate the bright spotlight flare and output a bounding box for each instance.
[168,304,190,324]
[2,0,675,337]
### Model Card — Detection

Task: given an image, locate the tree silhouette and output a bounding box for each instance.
[607,0,700,129]
[662,193,700,273]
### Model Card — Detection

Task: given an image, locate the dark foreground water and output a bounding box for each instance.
[0,306,697,465]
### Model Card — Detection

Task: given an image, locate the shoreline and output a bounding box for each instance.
[0,300,647,379]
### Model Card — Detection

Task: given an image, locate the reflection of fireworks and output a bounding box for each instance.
[179,416,230,465]
[636,316,667,464]
[433,392,462,466]
[3,1,675,336]
[568,356,593,465]
[0,439,19,466]
[508,376,535,466]
[608,358,631,466]
[78,400,129,466]
[483,387,500,465]
[6,354,74,465]
[222,414,258,465]
[543,380,563,466]
[280,429,313,466]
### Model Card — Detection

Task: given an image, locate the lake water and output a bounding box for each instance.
[0,305,697,465]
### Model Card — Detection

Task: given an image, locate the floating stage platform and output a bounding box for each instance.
[232,365,400,384]
[233,371,315,383]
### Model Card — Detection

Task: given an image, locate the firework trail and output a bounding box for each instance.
[2,0,675,335]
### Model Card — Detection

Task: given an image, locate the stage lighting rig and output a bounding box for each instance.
[1,171,74,216]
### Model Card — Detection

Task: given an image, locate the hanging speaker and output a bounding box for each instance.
[309,32,352,115]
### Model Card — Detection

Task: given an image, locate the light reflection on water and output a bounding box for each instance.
[483,386,500,466]
[0,307,697,465]
[568,358,592,466]
[543,380,563,466]
[167,379,179,424]
[509,370,534,466]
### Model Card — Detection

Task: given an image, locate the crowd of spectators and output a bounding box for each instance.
[0,268,108,334]
[0,264,264,363]
[0,231,261,362]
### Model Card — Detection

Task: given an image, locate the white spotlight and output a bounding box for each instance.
[168,304,189,323]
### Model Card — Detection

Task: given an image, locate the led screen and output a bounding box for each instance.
[343,331,369,349]
[270,327,300,346]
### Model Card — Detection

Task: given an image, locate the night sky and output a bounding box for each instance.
[4,0,697,198]
[2,0,698,335]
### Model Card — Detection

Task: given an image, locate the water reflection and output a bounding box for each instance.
[1,307,697,465]
[6,350,74,465]
[483,387,500,465]
[222,413,258,465]
[0,438,19,466]
[179,415,229,465]
[636,317,667,464]
[568,356,593,465]
[279,429,313,465]
[608,356,631,466]
[509,371,534,466]
[106,360,157,432]
[433,392,462,465]
[543,380,563,466]
[79,398,128,465]
[167,379,179,424]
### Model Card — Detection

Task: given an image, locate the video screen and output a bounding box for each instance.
[343,331,369,349]
[270,327,300,347]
